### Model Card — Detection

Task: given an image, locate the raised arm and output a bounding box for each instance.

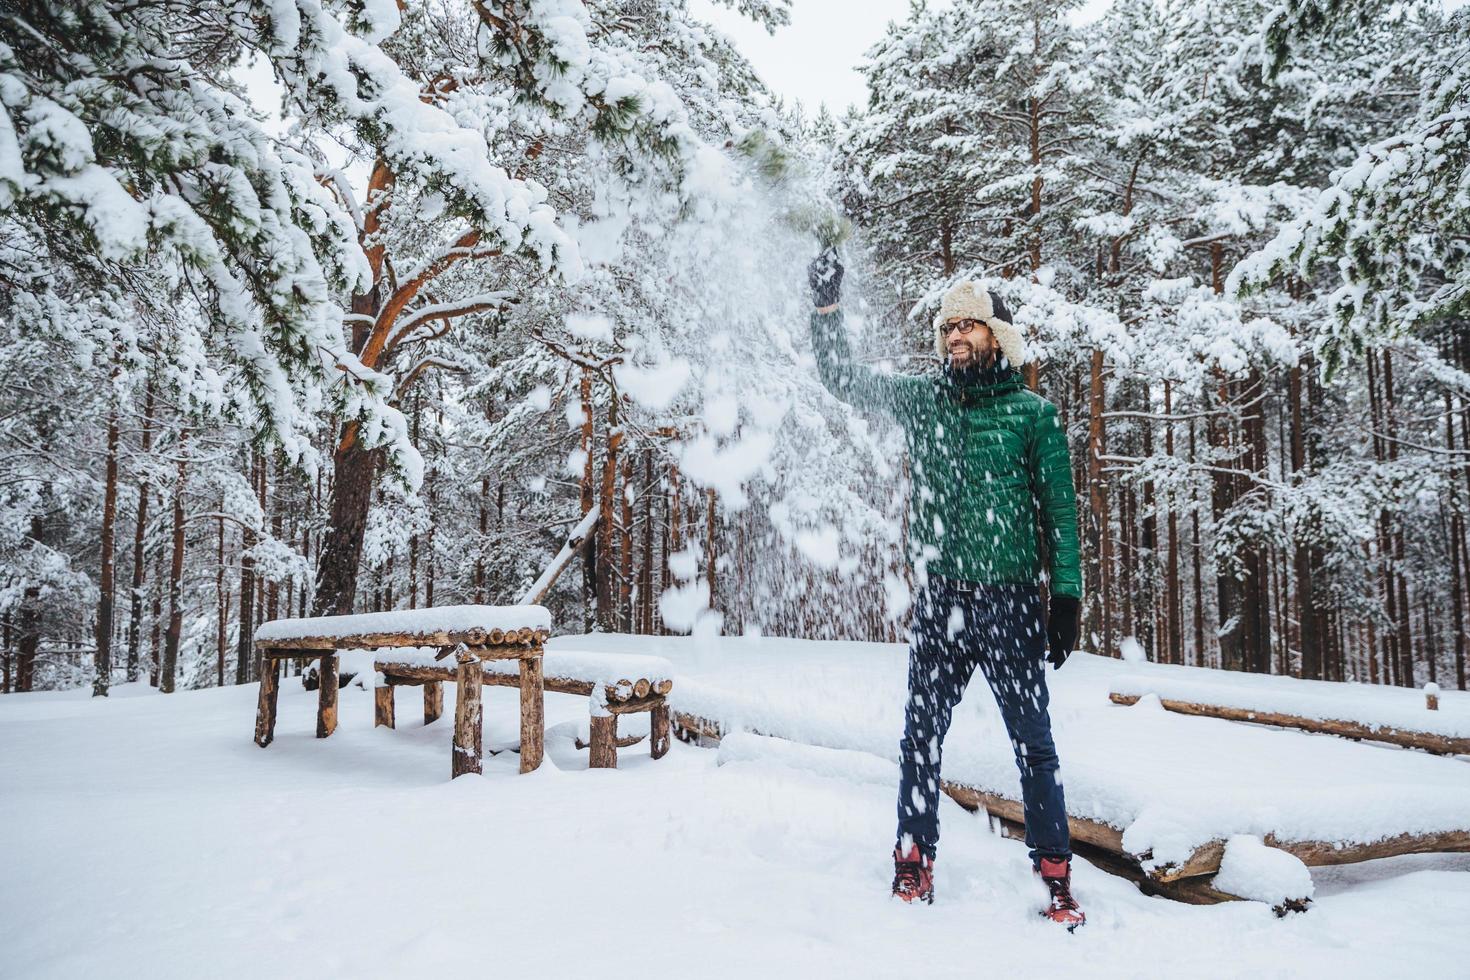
[807,251,920,420]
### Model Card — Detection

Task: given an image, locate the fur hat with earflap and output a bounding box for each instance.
[932,281,1026,366]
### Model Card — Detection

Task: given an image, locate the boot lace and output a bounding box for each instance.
[893,858,923,895]
[1044,874,1079,912]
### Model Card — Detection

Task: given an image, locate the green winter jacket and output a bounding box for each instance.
[810,309,1082,598]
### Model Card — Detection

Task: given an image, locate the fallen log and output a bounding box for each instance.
[1108,692,1470,756]
[575,732,647,750]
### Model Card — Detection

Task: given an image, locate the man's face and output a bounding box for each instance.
[945,318,997,368]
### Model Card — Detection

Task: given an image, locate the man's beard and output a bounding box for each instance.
[949,342,997,369]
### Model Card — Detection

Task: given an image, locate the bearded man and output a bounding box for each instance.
[807,250,1085,930]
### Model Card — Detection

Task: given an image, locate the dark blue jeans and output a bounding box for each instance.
[895,580,1070,867]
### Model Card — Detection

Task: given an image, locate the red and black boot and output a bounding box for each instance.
[1038,857,1086,931]
[892,844,935,904]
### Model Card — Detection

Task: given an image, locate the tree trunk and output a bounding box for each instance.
[125,377,154,683]
[1163,381,1182,666]
[1288,363,1321,679]
[313,435,379,617]
[235,453,259,683]
[160,436,188,694]
[579,369,596,631]
[94,407,120,696]
[216,510,228,687]
[1189,420,1206,667]
[619,453,634,631]
[16,514,44,692]
[639,451,655,633]
[596,395,622,631]
[1086,348,1110,657]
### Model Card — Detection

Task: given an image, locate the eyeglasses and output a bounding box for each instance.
[943,318,983,335]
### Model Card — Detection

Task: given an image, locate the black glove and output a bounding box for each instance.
[807,248,843,308]
[1046,595,1080,669]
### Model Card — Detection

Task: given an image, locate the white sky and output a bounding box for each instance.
[689,0,1116,117]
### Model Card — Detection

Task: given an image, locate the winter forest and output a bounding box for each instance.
[3,0,1468,698]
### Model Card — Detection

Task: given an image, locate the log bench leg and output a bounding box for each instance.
[374,677,395,729]
[424,680,443,726]
[452,655,483,778]
[317,654,339,739]
[254,657,279,747]
[650,702,670,760]
[519,655,544,774]
[589,712,618,769]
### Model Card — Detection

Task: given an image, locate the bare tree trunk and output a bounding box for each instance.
[706,488,718,614]
[1086,348,1111,657]
[1288,363,1321,679]
[1164,382,1183,666]
[1449,392,1468,691]
[126,378,155,683]
[16,514,44,692]
[235,452,259,684]
[313,434,379,617]
[579,369,596,631]
[1189,419,1206,667]
[619,454,634,631]
[94,406,120,697]
[596,395,622,631]
[149,544,162,687]
[216,511,228,687]
[161,435,188,694]
[639,451,655,633]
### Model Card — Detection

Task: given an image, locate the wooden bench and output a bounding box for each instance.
[375,649,675,768]
[253,606,550,778]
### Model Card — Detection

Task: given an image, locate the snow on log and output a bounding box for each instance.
[1107,661,1470,746]
[1213,836,1314,912]
[254,604,552,651]
[1109,692,1470,756]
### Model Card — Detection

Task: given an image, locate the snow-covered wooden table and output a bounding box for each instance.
[253,605,551,777]
[373,648,676,767]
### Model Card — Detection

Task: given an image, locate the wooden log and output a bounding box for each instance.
[604,694,666,716]
[519,655,544,774]
[1108,692,1470,756]
[257,627,504,652]
[463,643,538,662]
[671,710,724,742]
[650,702,671,760]
[1265,828,1470,866]
[942,782,1134,859]
[424,680,443,726]
[607,680,633,702]
[452,654,483,778]
[377,661,598,698]
[254,656,279,747]
[576,732,647,750]
[653,679,673,696]
[374,681,395,729]
[633,678,651,699]
[317,654,338,739]
[589,713,618,768]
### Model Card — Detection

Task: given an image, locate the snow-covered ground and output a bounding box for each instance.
[3,637,1468,978]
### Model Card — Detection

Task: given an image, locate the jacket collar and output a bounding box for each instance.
[939,356,1023,401]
